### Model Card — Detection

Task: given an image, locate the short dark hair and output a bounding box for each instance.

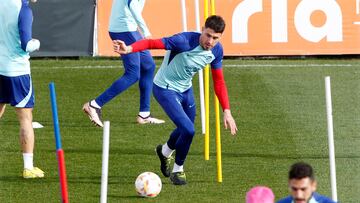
[289,162,315,181]
[205,15,226,33]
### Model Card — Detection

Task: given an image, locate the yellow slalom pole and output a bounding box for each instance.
[210,0,215,16]
[204,0,209,19]
[210,0,222,183]
[215,95,222,182]
[204,0,210,161]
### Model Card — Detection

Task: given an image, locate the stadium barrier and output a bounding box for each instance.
[96,0,360,56]
[30,0,360,57]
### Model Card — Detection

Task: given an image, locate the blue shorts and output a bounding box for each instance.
[0,74,34,108]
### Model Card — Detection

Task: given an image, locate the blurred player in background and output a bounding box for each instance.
[83,0,164,127]
[113,15,238,185]
[277,162,336,203]
[0,0,44,178]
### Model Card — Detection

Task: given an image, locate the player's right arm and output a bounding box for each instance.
[18,3,39,52]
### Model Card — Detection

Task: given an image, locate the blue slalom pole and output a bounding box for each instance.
[50,83,62,150]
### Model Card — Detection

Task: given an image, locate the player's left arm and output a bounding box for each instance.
[128,0,151,38]
[211,45,237,135]
[18,3,39,52]
[211,67,238,135]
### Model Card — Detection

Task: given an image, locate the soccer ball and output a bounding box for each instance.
[135,172,162,198]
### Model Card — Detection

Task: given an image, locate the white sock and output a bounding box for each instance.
[139,111,150,118]
[172,163,184,173]
[90,100,101,109]
[162,143,174,158]
[23,153,34,170]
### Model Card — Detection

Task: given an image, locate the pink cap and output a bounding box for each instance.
[246,186,275,203]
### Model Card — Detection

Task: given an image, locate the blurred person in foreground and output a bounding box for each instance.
[113,15,237,185]
[277,162,336,203]
[83,0,164,127]
[0,0,44,178]
[246,186,275,203]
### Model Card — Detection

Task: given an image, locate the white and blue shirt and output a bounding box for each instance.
[0,0,33,77]
[109,0,151,37]
[154,32,223,93]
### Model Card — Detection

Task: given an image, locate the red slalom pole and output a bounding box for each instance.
[57,149,69,203]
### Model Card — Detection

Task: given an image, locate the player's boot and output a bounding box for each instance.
[83,102,104,127]
[137,115,165,124]
[170,171,187,185]
[23,167,45,179]
[156,144,172,177]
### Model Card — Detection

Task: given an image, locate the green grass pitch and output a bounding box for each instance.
[0,58,359,202]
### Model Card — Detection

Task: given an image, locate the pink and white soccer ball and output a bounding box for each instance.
[135,172,162,198]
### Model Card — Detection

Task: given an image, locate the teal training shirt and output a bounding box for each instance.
[154,32,223,93]
[0,0,31,77]
[109,0,151,37]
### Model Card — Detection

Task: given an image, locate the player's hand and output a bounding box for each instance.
[113,40,132,54]
[26,39,40,52]
[223,109,237,135]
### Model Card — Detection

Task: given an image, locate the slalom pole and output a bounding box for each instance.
[208,0,222,183]
[214,97,222,182]
[210,0,215,15]
[195,0,206,135]
[194,0,201,32]
[93,0,98,56]
[180,0,188,32]
[49,82,69,203]
[100,121,110,203]
[324,76,338,202]
[204,0,210,161]
[183,0,206,137]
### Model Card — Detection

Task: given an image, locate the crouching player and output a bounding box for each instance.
[113,15,237,185]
